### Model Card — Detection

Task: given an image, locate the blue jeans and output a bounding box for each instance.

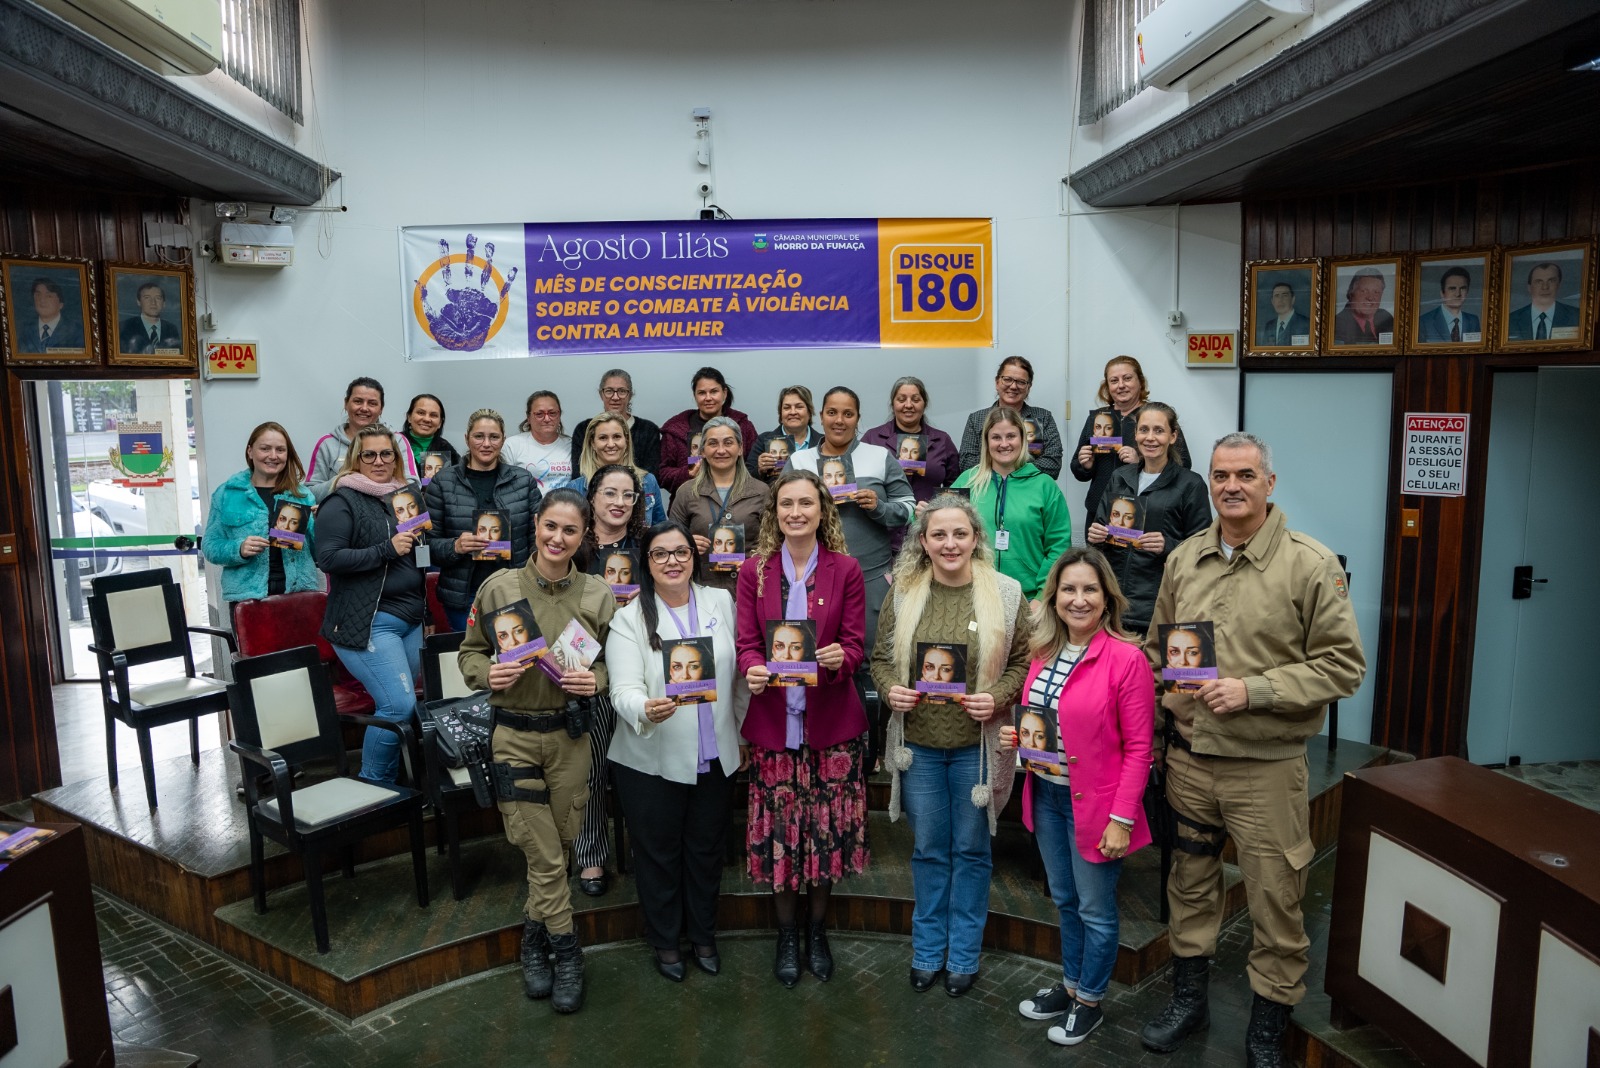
[333,611,423,784]
[1031,775,1124,1001]
[444,605,470,633]
[901,742,992,974]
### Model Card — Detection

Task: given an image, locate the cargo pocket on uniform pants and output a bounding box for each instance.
[563,785,591,843]
[1279,836,1316,902]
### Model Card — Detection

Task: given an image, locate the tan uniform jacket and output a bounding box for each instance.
[460,560,615,712]
[1144,506,1365,760]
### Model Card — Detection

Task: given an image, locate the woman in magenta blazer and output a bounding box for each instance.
[737,468,869,990]
[1001,546,1153,1048]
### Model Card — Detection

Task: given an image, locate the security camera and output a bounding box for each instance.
[696,181,714,199]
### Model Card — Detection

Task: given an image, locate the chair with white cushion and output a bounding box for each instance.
[229,644,429,954]
[88,568,237,808]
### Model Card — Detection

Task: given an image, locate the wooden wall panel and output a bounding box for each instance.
[1243,162,1600,758]
[0,182,176,803]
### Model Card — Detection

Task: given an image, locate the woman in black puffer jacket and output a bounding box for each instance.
[1086,402,1210,637]
[422,408,543,631]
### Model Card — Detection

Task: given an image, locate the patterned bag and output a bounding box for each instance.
[420,693,495,808]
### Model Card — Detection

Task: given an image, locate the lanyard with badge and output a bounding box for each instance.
[993,474,1011,552]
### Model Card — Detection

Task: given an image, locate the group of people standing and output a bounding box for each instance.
[199,356,1363,1066]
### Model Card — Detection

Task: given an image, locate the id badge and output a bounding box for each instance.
[414,543,432,568]
[994,529,1011,551]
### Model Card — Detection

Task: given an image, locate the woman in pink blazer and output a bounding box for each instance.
[1001,547,1154,1048]
[737,469,869,990]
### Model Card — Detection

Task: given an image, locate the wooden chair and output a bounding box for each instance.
[228,644,429,954]
[231,591,376,718]
[87,569,236,808]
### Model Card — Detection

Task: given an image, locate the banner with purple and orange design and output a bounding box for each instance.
[400,218,993,360]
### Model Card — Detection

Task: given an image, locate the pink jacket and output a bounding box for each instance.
[735,546,867,751]
[1020,629,1155,863]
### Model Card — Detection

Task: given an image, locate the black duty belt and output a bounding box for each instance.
[494,708,568,733]
[1165,728,1210,759]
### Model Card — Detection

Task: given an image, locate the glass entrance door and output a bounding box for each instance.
[34,379,208,681]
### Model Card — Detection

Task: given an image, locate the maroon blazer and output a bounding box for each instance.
[735,545,867,751]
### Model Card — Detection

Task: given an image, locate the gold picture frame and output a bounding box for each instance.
[1323,256,1405,355]
[1496,239,1595,353]
[0,254,100,367]
[1406,249,1494,355]
[1244,259,1321,356]
[103,260,198,369]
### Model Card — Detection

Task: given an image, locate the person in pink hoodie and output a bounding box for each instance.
[1001,546,1153,1049]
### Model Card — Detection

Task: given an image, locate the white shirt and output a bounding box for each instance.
[501,432,574,493]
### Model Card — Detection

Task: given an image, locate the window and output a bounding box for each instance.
[1077,0,1164,125]
[220,0,303,123]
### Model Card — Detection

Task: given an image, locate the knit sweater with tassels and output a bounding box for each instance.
[871,579,1032,748]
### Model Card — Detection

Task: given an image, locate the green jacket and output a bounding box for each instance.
[951,462,1072,599]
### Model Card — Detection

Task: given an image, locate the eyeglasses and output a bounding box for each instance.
[600,387,631,398]
[358,449,396,463]
[599,489,638,503]
[997,375,1031,389]
[469,433,503,444]
[648,547,693,564]
[531,410,562,420]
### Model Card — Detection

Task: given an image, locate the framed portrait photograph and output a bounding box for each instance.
[0,255,99,366]
[1324,256,1404,355]
[1407,250,1492,354]
[1497,240,1595,352]
[1244,259,1320,356]
[102,261,197,368]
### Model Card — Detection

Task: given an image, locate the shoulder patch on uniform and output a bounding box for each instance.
[466,604,478,628]
[1332,573,1348,598]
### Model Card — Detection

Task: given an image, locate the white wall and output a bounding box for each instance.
[1063,197,1242,533]
[196,0,1075,497]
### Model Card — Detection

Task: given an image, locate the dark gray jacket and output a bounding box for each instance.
[422,461,543,610]
[958,402,1064,479]
[1093,462,1210,631]
[314,486,425,649]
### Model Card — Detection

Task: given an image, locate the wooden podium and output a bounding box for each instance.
[1327,758,1600,1067]
[0,822,114,1067]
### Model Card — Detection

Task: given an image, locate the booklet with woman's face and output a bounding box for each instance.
[385,485,433,535]
[472,509,511,560]
[268,499,308,550]
[1090,411,1122,453]
[1023,419,1043,456]
[590,547,640,605]
[765,619,818,687]
[663,636,717,705]
[1015,705,1063,776]
[1105,495,1146,548]
[1160,621,1218,694]
[420,451,447,485]
[487,600,543,666]
[708,522,746,572]
[914,641,967,704]
[819,454,857,499]
[896,433,928,475]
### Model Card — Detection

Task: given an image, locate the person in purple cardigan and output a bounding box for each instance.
[859,376,960,551]
[736,469,870,990]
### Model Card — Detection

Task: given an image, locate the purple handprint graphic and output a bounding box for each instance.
[414,234,519,351]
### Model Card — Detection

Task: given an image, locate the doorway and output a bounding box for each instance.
[1468,366,1600,764]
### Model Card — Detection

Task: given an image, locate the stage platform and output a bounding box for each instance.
[32,734,1398,1021]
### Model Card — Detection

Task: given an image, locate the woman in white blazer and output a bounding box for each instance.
[607,518,749,983]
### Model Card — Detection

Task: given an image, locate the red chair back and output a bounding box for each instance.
[231,592,376,717]
[425,571,452,630]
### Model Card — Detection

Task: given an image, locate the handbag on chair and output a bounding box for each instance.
[420,693,496,808]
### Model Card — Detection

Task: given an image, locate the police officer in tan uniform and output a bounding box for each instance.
[1139,432,1365,1067]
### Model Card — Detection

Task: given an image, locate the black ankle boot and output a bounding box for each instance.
[550,932,585,1014]
[807,921,834,982]
[1245,993,1292,1067]
[520,919,553,1000]
[1139,955,1211,1052]
[774,925,801,988]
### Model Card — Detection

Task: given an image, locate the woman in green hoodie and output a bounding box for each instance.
[952,408,1072,600]
[400,393,461,477]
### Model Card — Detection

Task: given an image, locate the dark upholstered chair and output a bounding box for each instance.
[229,644,429,954]
[88,568,236,808]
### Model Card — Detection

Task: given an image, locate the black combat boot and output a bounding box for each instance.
[774,925,801,988]
[549,931,585,1014]
[1139,955,1210,1053]
[520,919,553,1000]
[807,921,834,982]
[1245,992,1292,1067]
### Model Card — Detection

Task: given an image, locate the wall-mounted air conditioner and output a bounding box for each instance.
[33,0,223,76]
[1136,0,1311,93]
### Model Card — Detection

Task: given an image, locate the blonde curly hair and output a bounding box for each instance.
[748,469,847,596]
